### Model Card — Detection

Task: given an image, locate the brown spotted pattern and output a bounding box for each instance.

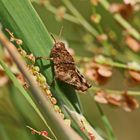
[50,42,91,92]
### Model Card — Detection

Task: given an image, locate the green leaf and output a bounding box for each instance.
[0,0,80,112]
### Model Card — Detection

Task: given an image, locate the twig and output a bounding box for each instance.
[26,126,53,140]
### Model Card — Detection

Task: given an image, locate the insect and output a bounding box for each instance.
[37,30,91,92]
[50,36,91,92]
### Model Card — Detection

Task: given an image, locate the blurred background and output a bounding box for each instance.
[0,0,140,140]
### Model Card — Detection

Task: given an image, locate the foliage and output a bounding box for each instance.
[0,0,140,140]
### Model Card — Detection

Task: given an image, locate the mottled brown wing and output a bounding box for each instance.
[54,63,91,92]
[54,62,76,82]
[74,68,91,91]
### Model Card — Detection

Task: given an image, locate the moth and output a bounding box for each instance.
[49,35,91,92]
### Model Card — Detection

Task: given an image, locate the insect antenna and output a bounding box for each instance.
[50,34,57,44]
[50,26,63,44]
[58,26,63,40]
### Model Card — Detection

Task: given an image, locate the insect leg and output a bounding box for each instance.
[35,56,53,61]
[35,57,53,72]
[50,76,56,87]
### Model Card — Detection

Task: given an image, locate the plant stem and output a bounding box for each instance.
[32,0,80,24]
[95,103,117,140]
[33,0,99,36]
[62,0,120,56]
[26,126,53,140]
[89,86,140,96]
[62,0,99,37]
[76,56,140,72]
[44,3,80,24]
[99,0,140,41]
[64,105,105,140]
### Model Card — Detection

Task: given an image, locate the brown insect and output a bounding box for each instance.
[50,37,91,92]
[37,30,91,92]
